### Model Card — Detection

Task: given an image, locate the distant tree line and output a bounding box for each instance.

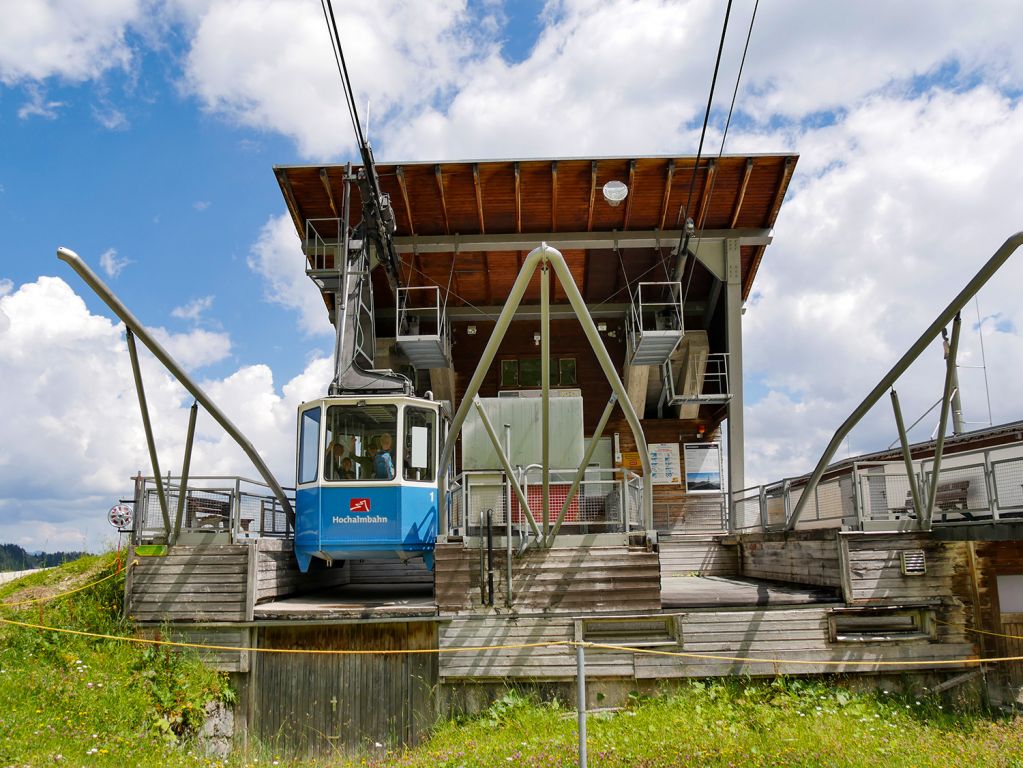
[0,543,87,572]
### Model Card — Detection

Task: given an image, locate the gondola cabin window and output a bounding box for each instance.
[323,403,398,482]
[404,407,436,482]
[298,407,321,484]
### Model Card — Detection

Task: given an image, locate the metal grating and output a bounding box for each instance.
[900,549,927,576]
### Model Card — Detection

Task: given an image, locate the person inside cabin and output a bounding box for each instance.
[325,432,349,481]
[340,456,356,480]
[374,433,395,480]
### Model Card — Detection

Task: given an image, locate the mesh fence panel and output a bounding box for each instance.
[926,463,990,519]
[993,458,1023,511]
[731,489,762,532]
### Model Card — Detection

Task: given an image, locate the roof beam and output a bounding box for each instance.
[391,228,772,253]
[273,169,304,238]
[318,168,339,218]
[472,163,485,235]
[514,162,522,234]
[587,161,597,232]
[435,164,450,235]
[658,159,675,231]
[396,166,415,237]
[377,301,705,321]
[729,158,753,229]
[623,159,636,230]
[695,158,716,229]
[551,161,558,232]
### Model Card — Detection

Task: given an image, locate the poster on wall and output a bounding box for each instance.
[648,443,682,485]
[683,442,723,494]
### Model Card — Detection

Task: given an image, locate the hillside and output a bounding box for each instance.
[0,542,87,571]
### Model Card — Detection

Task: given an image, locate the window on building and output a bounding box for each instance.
[519,358,542,387]
[559,358,577,386]
[500,359,519,387]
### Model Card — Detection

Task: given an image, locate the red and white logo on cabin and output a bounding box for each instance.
[350,498,371,513]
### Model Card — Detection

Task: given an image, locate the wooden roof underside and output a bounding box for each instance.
[275,154,797,313]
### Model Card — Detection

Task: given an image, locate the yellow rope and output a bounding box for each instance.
[0,561,135,608]
[934,618,1023,643]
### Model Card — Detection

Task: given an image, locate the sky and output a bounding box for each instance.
[1,0,1023,552]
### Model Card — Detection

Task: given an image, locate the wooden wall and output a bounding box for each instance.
[349,556,433,584]
[434,542,660,614]
[659,536,738,577]
[250,622,437,754]
[255,539,349,604]
[739,530,842,588]
[968,541,1023,690]
[839,533,971,605]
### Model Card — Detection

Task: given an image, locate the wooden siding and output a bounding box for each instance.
[659,536,738,577]
[967,541,1023,693]
[251,622,437,754]
[127,544,250,623]
[739,531,842,588]
[349,556,434,585]
[139,626,252,673]
[255,539,349,604]
[840,532,971,605]
[438,605,975,681]
[435,543,660,614]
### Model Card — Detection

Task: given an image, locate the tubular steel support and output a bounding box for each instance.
[786,232,1023,530]
[548,394,618,544]
[925,313,962,527]
[57,247,296,525]
[172,401,199,544]
[126,329,170,535]
[439,243,653,535]
[541,264,551,540]
[890,389,923,521]
[472,397,542,539]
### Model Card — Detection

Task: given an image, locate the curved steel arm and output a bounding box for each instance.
[787,231,1023,530]
[57,247,295,525]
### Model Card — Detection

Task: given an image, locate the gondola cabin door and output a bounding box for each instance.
[294,396,440,572]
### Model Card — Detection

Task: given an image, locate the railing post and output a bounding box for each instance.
[576,643,588,768]
[852,464,865,528]
[759,485,768,530]
[984,450,999,521]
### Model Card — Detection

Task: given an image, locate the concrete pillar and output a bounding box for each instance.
[725,238,744,495]
[623,363,649,420]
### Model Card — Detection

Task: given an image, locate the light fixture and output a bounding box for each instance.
[533,332,541,346]
[467,325,477,335]
[597,321,607,332]
[602,180,628,207]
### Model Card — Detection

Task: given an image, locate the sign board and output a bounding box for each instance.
[683,441,723,494]
[619,451,642,471]
[107,503,133,531]
[649,443,682,485]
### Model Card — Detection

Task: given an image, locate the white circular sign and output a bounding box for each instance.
[108,504,134,530]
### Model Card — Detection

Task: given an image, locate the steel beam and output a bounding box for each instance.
[541,265,551,539]
[890,389,923,521]
[57,247,296,525]
[126,329,169,535]
[925,314,961,527]
[391,228,772,253]
[787,231,1023,530]
[172,401,198,544]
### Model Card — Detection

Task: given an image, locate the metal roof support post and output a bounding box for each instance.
[724,239,745,508]
[172,401,198,544]
[472,397,542,539]
[787,231,1023,530]
[890,389,923,522]
[546,249,654,529]
[924,313,961,527]
[125,328,170,536]
[541,263,551,542]
[57,247,296,526]
[548,394,619,544]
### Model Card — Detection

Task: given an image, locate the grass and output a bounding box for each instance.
[2,558,1023,767]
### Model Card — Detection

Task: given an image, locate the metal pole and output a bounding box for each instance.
[943,327,965,435]
[540,264,551,542]
[925,314,962,527]
[890,389,923,520]
[57,247,296,525]
[486,509,495,606]
[172,401,198,543]
[576,643,588,768]
[787,231,1023,530]
[125,329,170,535]
[505,424,514,606]
[549,395,618,543]
[472,397,542,538]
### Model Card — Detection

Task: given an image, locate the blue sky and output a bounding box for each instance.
[2,0,1023,551]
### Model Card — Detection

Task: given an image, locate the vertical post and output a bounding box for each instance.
[943,328,965,435]
[925,314,962,526]
[724,239,745,503]
[486,509,495,606]
[851,463,864,528]
[126,329,170,535]
[505,424,514,606]
[983,450,999,521]
[576,643,588,768]
[890,389,923,520]
[172,401,198,543]
[540,263,551,542]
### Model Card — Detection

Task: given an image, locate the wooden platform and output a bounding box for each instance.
[661,576,839,608]
[254,584,436,621]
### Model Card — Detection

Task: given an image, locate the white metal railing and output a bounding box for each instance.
[395,285,451,368]
[663,351,730,405]
[304,218,342,272]
[730,444,1023,533]
[445,467,642,537]
[134,475,293,544]
[627,281,684,366]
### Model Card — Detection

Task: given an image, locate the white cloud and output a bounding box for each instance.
[180,0,484,158]
[248,213,333,336]
[17,84,65,120]
[171,294,214,322]
[98,247,130,278]
[192,200,211,211]
[0,276,331,551]
[0,0,141,85]
[151,326,232,369]
[92,103,128,130]
[0,278,13,297]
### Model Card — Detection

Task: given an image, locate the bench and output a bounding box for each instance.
[901,479,971,519]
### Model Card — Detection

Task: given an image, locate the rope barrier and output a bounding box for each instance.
[935,618,1023,642]
[0,561,135,608]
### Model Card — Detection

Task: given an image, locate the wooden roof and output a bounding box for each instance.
[275,153,797,312]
